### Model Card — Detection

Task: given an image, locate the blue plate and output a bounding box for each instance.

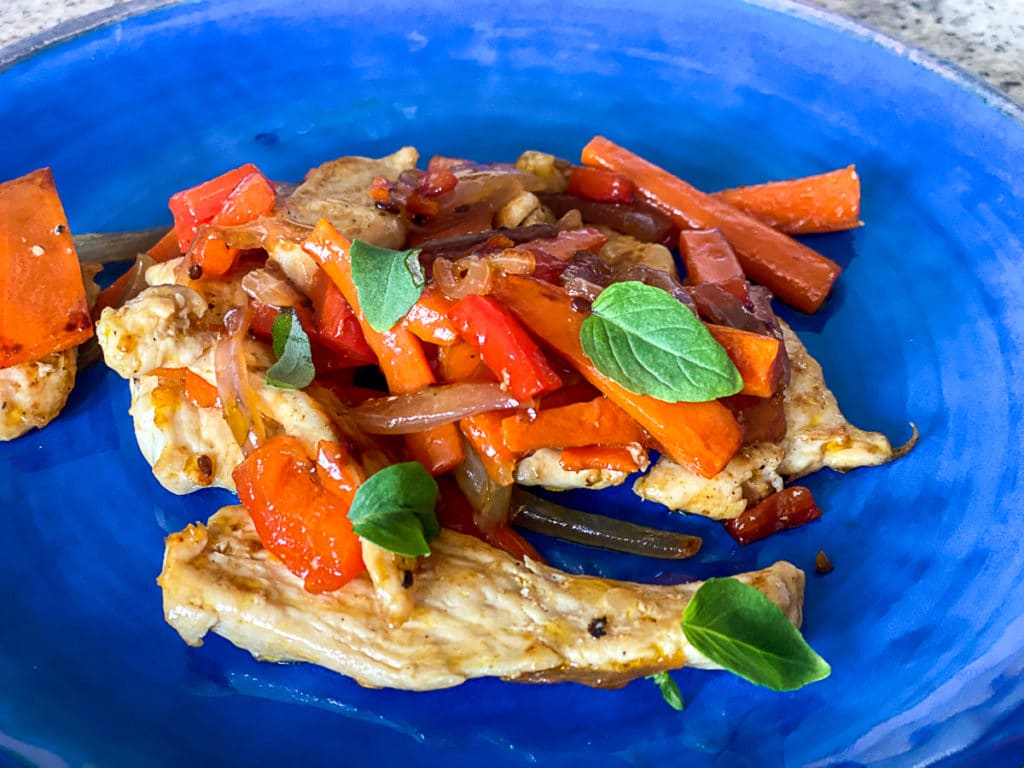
[2,1,1023,765]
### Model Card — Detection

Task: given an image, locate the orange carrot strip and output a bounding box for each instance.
[146,227,185,263]
[459,411,519,486]
[437,339,494,383]
[303,219,464,474]
[0,168,93,368]
[500,396,646,454]
[401,284,460,346]
[149,367,222,409]
[581,136,841,313]
[491,275,742,478]
[705,324,785,398]
[712,165,861,235]
[94,227,182,316]
[679,228,744,284]
[559,444,647,474]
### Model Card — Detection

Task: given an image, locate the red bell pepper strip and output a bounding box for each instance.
[232,435,366,593]
[565,166,635,203]
[449,293,563,402]
[302,220,464,474]
[723,486,823,545]
[0,168,93,368]
[309,270,377,365]
[580,136,841,313]
[169,163,263,251]
[491,275,742,478]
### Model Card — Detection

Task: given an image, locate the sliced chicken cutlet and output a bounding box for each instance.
[160,504,804,691]
[632,321,897,518]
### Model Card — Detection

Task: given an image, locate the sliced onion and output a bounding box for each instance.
[350,382,520,435]
[241,267,306,308]
[119,253,157,306]
[455,441,513,535]
[215,304,266,453]
[433,256,495,300]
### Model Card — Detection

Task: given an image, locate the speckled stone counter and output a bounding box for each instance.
[1,0,1021,105]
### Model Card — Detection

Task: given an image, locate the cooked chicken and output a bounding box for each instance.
[283,147,419,249]
[0,350,77,441]
[515,447,630,491]
[160,504,804,691]
[632,321,895,518]
[597,227,679,276]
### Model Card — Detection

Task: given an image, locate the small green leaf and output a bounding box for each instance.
[265,307,315,389]
[348,462,440,557]
[349,239,425,332]
[680,578,831,691]
[646,671,685,711]
[580,281,742,402]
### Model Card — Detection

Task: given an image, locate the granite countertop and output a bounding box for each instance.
[0,0,1021,105]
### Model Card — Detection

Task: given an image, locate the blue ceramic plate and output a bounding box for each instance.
[2,1,1022,766]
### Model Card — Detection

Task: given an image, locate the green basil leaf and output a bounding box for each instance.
[265,307,315,389]
[645,671,685,711]
[580,281,742,402]
[349,239,425,332]
[680,578,831,691]
[348,462,440,557]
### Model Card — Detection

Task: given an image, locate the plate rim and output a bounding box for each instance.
[2,0,1022,128]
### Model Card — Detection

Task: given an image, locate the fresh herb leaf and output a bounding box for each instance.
[265,307,315,389]
[349,239,425,332]
[646,671,685,711]
[579,281,742,402]
[347,462,440,557]
[680,578,831,691]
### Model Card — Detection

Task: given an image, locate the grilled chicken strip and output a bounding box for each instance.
[161,505,804,691]
[0,350,77,441]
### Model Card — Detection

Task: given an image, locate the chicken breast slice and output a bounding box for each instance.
[631,321,895,518]
[283,147,419,249]
[160,504,804,691]
[0,350,77,441]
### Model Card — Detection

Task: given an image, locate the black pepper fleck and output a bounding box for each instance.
[587,616,608,638]
[188,263,203,280]
[402,569,414,589]
[453,204,470,213]
[196,454,214,477]
[54,224,66,235]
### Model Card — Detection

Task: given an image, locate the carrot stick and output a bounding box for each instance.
[705,324,785,398]
[303,219,464,474]
[401,284,460,346]
[500,396,647,453]
[581,136,841,313]
[712,166,861,235]
[437,339,494,383]
[559,445,647,474]
[491,275,742,478]
[1,168,93,368]
[459,411,519,486]
[679,228,744,284]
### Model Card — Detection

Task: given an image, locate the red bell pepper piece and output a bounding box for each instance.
[310,270,377,366]
[679,228,745,285]
[232,435,366,593]
[169,163,263,251]
[449,293,563,402]
[723,486,823,545]
[566,166,635,203]
[0,168,93,368]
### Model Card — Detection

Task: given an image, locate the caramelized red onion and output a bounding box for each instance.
[540,192,677,247]
[214,304,266,454]
[455,441,514,535]
[350,382,520,435]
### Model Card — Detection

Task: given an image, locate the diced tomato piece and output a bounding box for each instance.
[566,166,635,203]
[449,294,563,401]
[232,435,365,593]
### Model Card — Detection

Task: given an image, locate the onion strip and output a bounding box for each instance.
[214,304,266,454]
[350,382,520,435]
